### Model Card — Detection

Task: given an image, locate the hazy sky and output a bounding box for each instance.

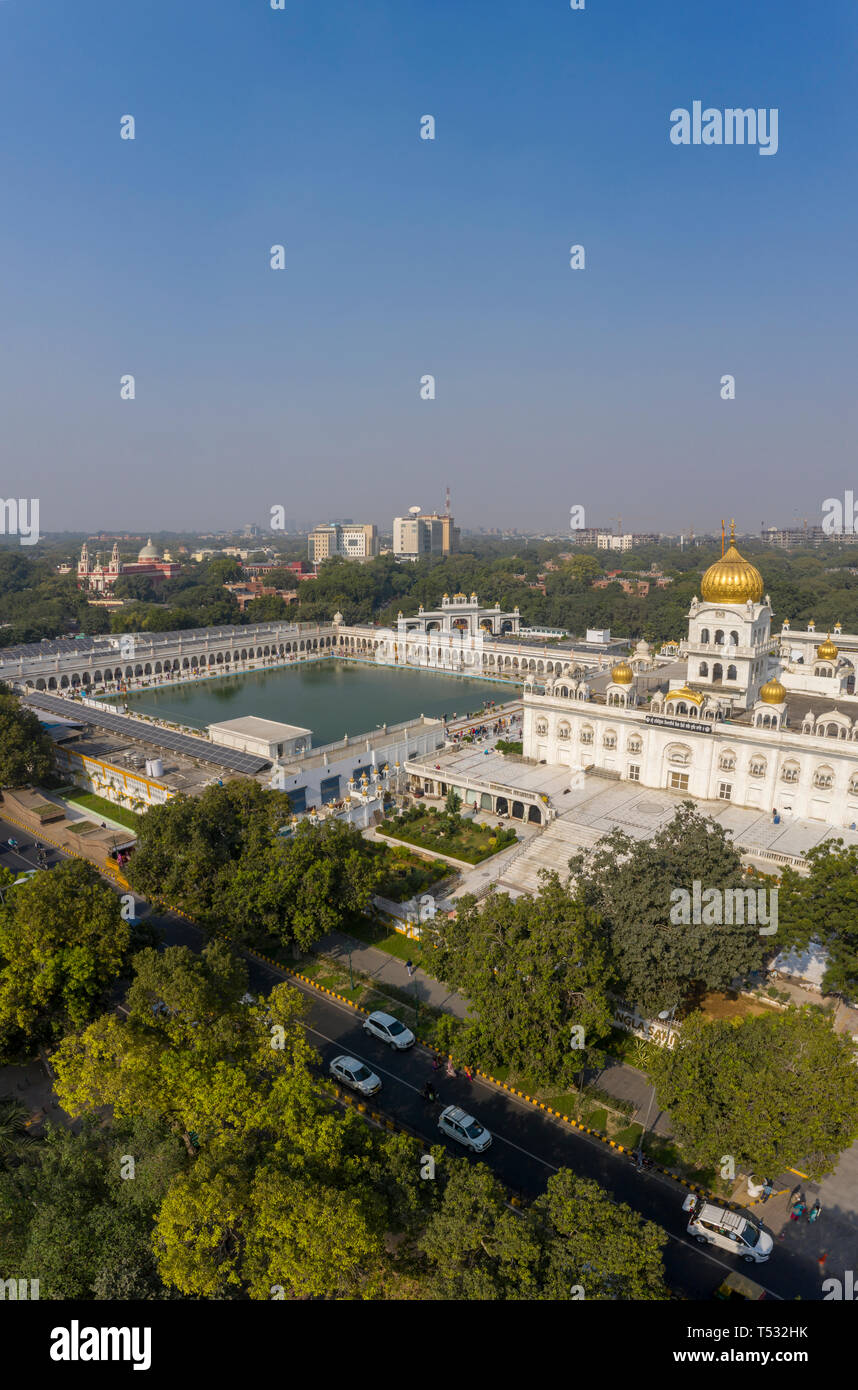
[2,0,856,535]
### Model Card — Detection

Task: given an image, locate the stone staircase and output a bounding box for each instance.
[495,816,604,895]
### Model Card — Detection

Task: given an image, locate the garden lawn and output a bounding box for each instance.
[378,812,516,864]
[62,790,141,831]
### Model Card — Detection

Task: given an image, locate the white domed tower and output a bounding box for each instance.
[685,520,772,710]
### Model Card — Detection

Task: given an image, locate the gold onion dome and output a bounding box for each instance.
[759,676,786,705]
[666,685,704,705]
[700,521,763,604]
[817,635,839,661]
[611,660,634,685]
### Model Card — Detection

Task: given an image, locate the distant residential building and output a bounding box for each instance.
[393,512,459,558]
[761,526,827,549]
[308,523,379,563]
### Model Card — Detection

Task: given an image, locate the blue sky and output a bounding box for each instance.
[1,0,856,535]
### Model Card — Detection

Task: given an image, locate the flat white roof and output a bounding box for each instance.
[207,716,312,739]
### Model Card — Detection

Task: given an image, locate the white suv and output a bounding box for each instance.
[438,1105,492,1154]
[682,1195,773,1264]
[362,1011,415,1051]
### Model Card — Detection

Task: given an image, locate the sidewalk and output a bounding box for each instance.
[317,927,670,1130]
[316,930,473,1020]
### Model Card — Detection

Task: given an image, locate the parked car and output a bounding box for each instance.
[438,1104,492,1154]
[329,1054,382,1097]
[682,1195,773,1263]
[362,1011,415,1051]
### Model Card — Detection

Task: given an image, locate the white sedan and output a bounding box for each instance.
[329,1054,382,1097]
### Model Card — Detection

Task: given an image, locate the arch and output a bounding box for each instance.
[780,760,800,783]
[698,662,709,678]
[496,796,509,815]
[557,721,571,740]
[700,628,710,644]
[714,630,725,645]
[527,804,542,824]
[727,664,737,681]
[712,663,723,683]
[511,801,525,820]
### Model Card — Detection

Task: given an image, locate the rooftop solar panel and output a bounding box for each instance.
[25,693,270,775]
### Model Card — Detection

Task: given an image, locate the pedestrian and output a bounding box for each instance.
[405,958,415,978]
[761,1178,774,1203]
[790,1201,806,1221]
[464,1065,473,1082]
[807,1200,821,1224]
[445,1058,455,1079]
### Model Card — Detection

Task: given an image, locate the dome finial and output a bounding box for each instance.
[730,518,736,544]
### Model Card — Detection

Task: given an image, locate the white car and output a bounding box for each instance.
[362,1011,415,1051]
[329,1054,381,1097]
[682,1195,773,1264]
[438,1104,492,1154]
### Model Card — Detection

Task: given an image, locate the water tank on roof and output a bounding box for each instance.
[145,758,163,779]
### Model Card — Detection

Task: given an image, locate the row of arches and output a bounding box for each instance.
[22,635,338,691]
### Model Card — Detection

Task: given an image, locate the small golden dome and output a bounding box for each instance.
[700,528,764,605]
[759,676,786,705]
[611,660,634,685]
[666,685,704,706]
[807,618,816,630]
[817,635,839,661]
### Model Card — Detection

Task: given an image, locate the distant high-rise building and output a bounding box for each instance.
[308,522,379,563]
[393,511,459,558]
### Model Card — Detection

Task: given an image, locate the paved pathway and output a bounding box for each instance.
[316,930,473,1019]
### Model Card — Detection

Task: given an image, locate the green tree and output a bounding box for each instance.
[429,874,612,1087]
[0,1115,182,1299]
[0,1094,36,1167]
[776,841,858,997]
[419,1161,541,1299]
[530,1169,669,1300]
[54,944,391,1298]
[0,684,54,788]
[646,1008,858,1179]
[569,803,766,1014]
[0,859,131,1059]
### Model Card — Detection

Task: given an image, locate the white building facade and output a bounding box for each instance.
[523,529,858,828]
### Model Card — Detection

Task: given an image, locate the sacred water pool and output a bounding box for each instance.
[117,660,509,746]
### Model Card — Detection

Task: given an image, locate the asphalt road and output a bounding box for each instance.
[0,815,823,1301]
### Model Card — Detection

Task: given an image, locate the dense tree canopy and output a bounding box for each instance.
[127,783,379,950]
[0,859,131,1060]
[775,841,858,998]
[569,803,766,1014]
[0,684,54,787]
[646,1008,858,1179]
[428,873,613,1087]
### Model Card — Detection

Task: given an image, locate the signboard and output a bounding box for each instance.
[645,714,713,734]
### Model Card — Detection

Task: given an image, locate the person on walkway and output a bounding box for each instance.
[405,959,415,978]
[807,1200,821,1224]
[444,1058,455,1079]
[761,1178,774,1203]
[790,1200,806,1221]
[463,1066,474,1082]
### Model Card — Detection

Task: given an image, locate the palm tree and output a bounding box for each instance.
[0,1094,37,1166]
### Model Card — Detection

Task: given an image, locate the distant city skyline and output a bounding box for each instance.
[3,1,856,533]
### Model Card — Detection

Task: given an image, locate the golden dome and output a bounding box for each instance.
[700,527,763,604]
[759,676,786,705]
[666,685,704,706]
[611,660,634,685]
[817,635,839,661]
